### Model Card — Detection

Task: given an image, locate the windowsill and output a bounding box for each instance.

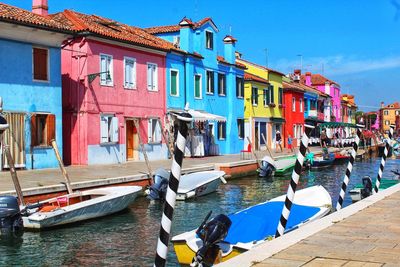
[147,88,159,92]
[218,94,226,97]
[206,47,213,50]
[100,142,118,146]
[170,94,180,97]
[238,137,244,140]
[253,104,258,107]
[206,92,214,95]
[237,96,244,99]
[194,97,203,100]
[33,79,50,83]
[124,86,137,90]
[100,83,114,87]
[218,138,226,141]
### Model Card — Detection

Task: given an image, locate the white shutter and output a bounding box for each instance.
[124,60,129,87]
[148,119,152,142]
[132,60,136,88]
[107,56,112,85]
[100,116,108,143]
[111,116,119,142]
[100,56,106,83]
[147,64,152,90]
[153,65,157,91]
[155,120,162,143]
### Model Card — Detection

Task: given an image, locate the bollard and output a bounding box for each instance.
[336,126,363,210]
[154,112,192,267]
[374,125,394,193]
[275,124,313,238]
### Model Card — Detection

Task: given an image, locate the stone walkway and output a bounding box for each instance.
[254,190,400,266]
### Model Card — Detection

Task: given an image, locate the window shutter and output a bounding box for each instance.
[236,78,239,97]
[132,61,136,88]
[31,114,37,147]
[33,48,48,81]
[269,85,274,104]
[148,119,152,142]
[46,114,56,145]
[147,65,152,90]
[155,120,162,143]
[171,71,177,95]
[111,117,119,142]
[195,75,200,98]
[100,116,108,143]
[100,56,106,83]
[223,122,226,139]
[125,60,129,87]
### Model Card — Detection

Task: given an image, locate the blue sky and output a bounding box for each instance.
[4,0,400,111]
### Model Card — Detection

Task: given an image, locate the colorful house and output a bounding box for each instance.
[52,10,178,165]
[146,18,245,155]
[236,57,285,150]
[0,2,71,169]
[341,94,358,137]
[379,102,400,133]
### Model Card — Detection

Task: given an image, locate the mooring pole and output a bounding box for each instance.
[275,124,313,238]
[3,145,25,206]
[51,139,73,194]
[336,126,363,210]
[246,136,261,168]
[154,112,192,267]
[374,125,394,194]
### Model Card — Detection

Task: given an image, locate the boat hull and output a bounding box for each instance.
[23,186,142,229]
[349,179,399,202]
[177,178,222,200]
[176,171,225,200]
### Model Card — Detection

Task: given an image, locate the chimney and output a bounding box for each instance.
[178,17,194,53]
[293,69,301,83]
[32,0,48,16]
[380,101,384,108]
[305,72,312,86]
[223,35,237,64]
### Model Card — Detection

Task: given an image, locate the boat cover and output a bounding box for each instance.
[224,202,320,244]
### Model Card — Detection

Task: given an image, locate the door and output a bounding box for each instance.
[126,120,139,160]
[3,113,26,168]
[254,123,259,150]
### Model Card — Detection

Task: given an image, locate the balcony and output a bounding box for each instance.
[308,110,317,117]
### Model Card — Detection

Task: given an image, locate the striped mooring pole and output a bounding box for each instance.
[374,125,394,194]
[336,126,363,211]
[154,112,192,267]
[275,124,314,238]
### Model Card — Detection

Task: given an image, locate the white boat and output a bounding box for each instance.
[23,186,142,229]
[147,169,226,201]
[172,185,332,265]
[259,156,297,177]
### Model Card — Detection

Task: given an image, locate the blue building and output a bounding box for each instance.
[146,18,246,155]
[0,3,70,169]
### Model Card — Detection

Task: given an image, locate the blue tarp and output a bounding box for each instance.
[224,201,320,244]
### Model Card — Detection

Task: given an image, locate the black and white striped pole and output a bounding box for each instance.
[154,112,192,267]
[374,125,394,194]
[336,125,363,210]
[275,124,313,238]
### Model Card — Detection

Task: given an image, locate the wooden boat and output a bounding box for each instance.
[334,148,352,163]
[305,153,335,169]
[349,178,399,202]
[23,186,142,229]
[171,185,332,265]
[147,169,226,201]
[258,156,296,177]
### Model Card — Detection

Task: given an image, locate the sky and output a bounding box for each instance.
[3,0,400,111]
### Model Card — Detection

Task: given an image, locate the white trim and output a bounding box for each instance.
[99,53,114,87]
[252,87,258,106]
[218,72,226,96]
[300,98,303,112]
[123,56,136,90]
[32,46,50,83]
[194,73,203,99]
[147,62,158,91]
[205,30,214,50]
[205,69,214,95]
[169,69,179,97]
[292,97,296,112]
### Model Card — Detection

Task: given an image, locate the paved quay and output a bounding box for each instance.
[218,183,400,267]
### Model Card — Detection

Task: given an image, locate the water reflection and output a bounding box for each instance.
[0,157,399,266]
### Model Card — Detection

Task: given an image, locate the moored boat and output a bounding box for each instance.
[22,186,142,229]
[171,185,332,265]
[305,152,335,169]
[258,156,296,177]
[349,176,399,202]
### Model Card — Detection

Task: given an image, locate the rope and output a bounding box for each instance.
[374,125,394,193]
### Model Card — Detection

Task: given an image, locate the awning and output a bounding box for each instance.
[318,122,361,129]
[188,109,226,122]
[305,117,324,123]
[270,117,285,123]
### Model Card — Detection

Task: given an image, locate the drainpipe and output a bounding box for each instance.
[183,55,187,108]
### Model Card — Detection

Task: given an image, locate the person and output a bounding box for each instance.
[275,130,283,152]
[288,134,294,153]
[320,130,328,148]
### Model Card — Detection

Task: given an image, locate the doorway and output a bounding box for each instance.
[126,119,139,161]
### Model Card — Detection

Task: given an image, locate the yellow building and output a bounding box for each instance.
[380,102,400,133]
[237,57,285,150]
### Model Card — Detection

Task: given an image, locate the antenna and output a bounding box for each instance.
[321,63,324,75]
[297,54,303,72]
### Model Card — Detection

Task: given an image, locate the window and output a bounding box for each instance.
[100,54,113,86]
[100,115,118,143]
[263,89,269,106]
[170,70,179,96]
[173,36,180,47]
[194,74,202,99]
[269,84,274,104]
[148,118,162,143]
[206,70,214,94]
[217,122,226,140]
[147,63,158,91]
[300,98,303,112]
[236,77,244,98]
[292,97,296,112]
[396,110,400,116]
[293,125,297,139]
[218,73,226,96]
[33,47,48,81]
[385,120,390,125]
[384,110,389,116]
[206,31,213,49]
[278,87,283,105]
[237,119,244,139]
[31,114,55,146]
[124,57,136,89]
[251,87,258,106]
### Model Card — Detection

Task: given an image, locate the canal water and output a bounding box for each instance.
[1,157,399,266]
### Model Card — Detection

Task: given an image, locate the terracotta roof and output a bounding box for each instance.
[300,73,339,87]
[217,56,247,69]
[282,81,305,92]
[236,58,285,76]
[0,3,69,32]
[51,10,180,52]
[144,17,217,34]
[382,102,400,109]
[244,73,269,84]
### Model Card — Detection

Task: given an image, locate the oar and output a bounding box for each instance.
[51,139,73,194]
[261,133,274,159]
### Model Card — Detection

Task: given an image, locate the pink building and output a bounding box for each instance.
[53,10,177,165]
[302,72,342,122]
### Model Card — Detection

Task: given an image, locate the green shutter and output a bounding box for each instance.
[171,71,177,95]
[270,85,274,104]
[195,75,201,98]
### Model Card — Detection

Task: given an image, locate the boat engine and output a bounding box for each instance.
[191,212,232,267]
[258,156,276,178]
[147,168,170,200]
[360,176,373,199]
[0,196,23,235]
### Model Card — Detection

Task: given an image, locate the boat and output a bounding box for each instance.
[22,186,142,229]
[305,152,335,169]
[258,156,296,177]
[334,148,352,163]
[147,169,226,201]
[172,185,332,265]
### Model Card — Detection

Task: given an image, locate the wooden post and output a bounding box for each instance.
[261,133,274,159]
[50,139,73,194]
[157,118,173,158]
[133,119,153,178]
[246,136,261,168]
[3,145,25,206]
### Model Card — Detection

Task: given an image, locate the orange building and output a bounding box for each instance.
[380,102,400,133]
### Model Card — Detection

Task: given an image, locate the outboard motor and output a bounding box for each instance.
[360,176,373,199]
[258,156,276,178]
[304,153,314,169]
[147,168,170,200]
[191,212,232,267]
[0,196,23,235]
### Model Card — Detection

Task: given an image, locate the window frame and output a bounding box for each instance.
[236,76,244,98]
[292,97,296,112]
[217,121,226,140]
[269,84,274,104]
[206,70,214,95]
[263,88,270,107]
[31,113,56,147]
[278,87,283,105]
[123,56,136,90]
[218,73,226,96]
[99,53,114,87]
[300,98,303,112]
[194,73,202,99]
[170,69,179,97]
[148,118,162,144]
[205,30,214,50]
[32,47,50,82]
[252,87,258,106]
[147,62,158,91]
[237,118,244,139]
[100,114,119,144]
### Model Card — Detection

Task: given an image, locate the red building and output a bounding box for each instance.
[283,80,305,148]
